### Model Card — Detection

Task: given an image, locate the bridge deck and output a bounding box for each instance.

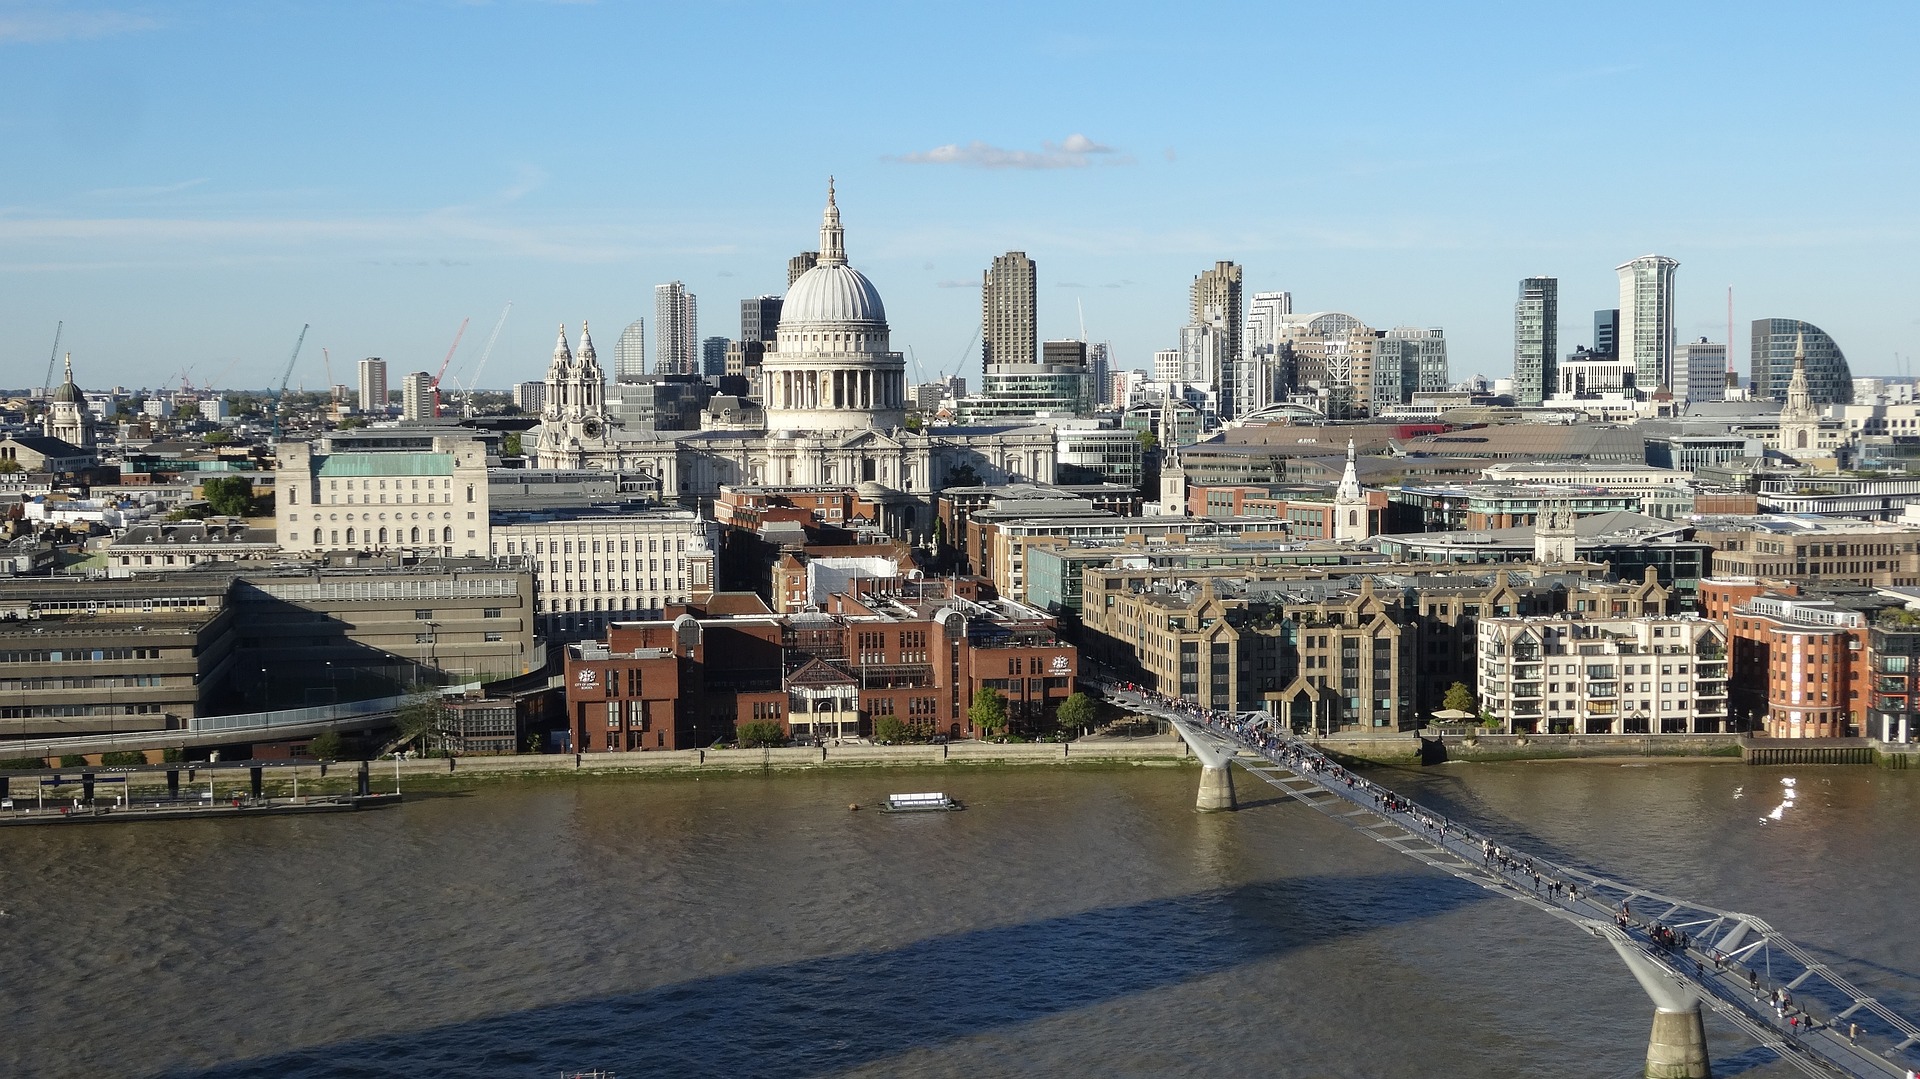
[1110,687,1920,1079]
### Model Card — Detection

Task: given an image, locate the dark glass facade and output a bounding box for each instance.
[1750,317,1854,406]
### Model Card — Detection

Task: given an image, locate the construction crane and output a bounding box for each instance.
[322,347,337,402]
[40,321,63,397]
[460,302,513,417]
[271,324,310,441]
[430,318,469,418]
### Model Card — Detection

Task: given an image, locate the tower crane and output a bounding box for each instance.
[430,318,469,418]
[322,347,337,402]
[271,324,310,441]
[461,302,512,417]
[40,321,63,397]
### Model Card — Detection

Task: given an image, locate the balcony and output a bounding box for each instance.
[1586,700,1619,715]
[1587,684,1618,698]
[1512,683,1543,699]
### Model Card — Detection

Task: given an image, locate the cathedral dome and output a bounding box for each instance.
[784,263,886,327]
[52,380,82,404]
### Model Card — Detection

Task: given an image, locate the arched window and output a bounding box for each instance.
[1797,430,1809,450]
[443,526,453,543]
[346,527,356,544]
[466,484,475,503]
[1348,510,1358,526]
[410,527,419,543]
[378,527,388,544]
[289,489,297,505]
[313,528,322,545]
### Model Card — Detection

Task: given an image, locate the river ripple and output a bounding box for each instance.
[0,760,1913,1078]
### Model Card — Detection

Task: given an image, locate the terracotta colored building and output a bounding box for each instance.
[1726,595,1866,738]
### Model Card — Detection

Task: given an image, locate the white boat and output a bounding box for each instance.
[882,792,963,813]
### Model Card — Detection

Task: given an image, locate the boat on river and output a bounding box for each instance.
[882,792,963,813]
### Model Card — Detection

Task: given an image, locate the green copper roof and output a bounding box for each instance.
[315,453,454,477]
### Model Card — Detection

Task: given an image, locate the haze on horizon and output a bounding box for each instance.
[2,0,1915,392]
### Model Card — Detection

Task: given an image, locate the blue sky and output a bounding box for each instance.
[3,0,1917,393]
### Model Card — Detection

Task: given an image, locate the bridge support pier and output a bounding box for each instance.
[1168,717,1237,811]
[1645,1005,1711,1079]
[1607,931,1711,1078]
[1197,763,1236,812]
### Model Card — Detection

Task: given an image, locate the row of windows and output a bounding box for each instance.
[0,647,164,664]
[0,703,165,717]
[504,538,688,555]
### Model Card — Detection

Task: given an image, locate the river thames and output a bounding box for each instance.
[2,759,1915,1078]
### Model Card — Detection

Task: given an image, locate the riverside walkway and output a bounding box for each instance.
[1107,685,1920,1079]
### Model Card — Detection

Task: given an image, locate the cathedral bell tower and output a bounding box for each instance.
[534,323,613,468]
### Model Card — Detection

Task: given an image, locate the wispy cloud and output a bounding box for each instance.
[887,133,1132,170]
[1055,281,1085,288]
[934,279,974,289]
[0,7,161,44]
[83,177,208,200]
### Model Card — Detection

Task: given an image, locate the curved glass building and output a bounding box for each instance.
[1750,318,1853,406]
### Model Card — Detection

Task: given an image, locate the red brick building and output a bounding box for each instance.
[1726,595,1866,738]
[563,582,1079,749]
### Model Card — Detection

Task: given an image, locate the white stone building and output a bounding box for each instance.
[276,432,491,558]
[1477,614,1730,735]
[489,507,714,641]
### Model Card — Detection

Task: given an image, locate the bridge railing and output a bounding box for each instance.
[1127,691,1920,1079]
[186,683,480,733]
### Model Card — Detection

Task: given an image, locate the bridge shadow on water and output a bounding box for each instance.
[154,872,1487,1079]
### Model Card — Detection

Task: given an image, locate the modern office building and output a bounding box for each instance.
[982,251,1037,368]
[357,357,389,415]
[1617,255,1678,391]
[787,251,819,288]
[1673,338,1728,405]
[1246,291,1292,357]
[1513,277,1558,407]
[1751,318,1854,406]
[701,336,729,377]
[400,371,436,421]
[1191,260,1244,365]
[614,318,646,381]
[1087,342,1110,407]
[740,295,783,343]
[1593,309,1620,357]
[512,381,547,414]
[654,282,698,376]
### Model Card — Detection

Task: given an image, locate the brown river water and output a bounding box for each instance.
[1,759,1915,1078]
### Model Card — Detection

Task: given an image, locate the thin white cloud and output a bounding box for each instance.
[934,279,974,288]
[0,8,160,44]
[83,178,208,199]
[887,134,1132,170]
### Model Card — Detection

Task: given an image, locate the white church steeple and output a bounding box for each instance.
[1333,438,1370,541]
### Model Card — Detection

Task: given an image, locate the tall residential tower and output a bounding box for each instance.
[654,282,698,376]
[1617,255,1678,391]
[1513,277,1558,407]
[982,252,1037,368]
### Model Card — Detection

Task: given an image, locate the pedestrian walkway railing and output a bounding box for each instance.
[1116,688,1920,1079]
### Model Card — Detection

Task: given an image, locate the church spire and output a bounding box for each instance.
[1784,325,1812,417]
[63,352,73,385]
[818,176,846,266]
[1335,438,1362,501]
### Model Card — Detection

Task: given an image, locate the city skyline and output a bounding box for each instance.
[2,2,1916,389]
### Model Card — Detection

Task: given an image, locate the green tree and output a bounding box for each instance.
[0,459,21,475]
[873,715,910,743]
[903,414,923,432]
[308,731,344,760]
[202,476,255,517]
[1137,429,1159,454]
[969,687,1008,737]
[737,720,786,748]
[338,417,365,430]
[1055,691,1096,737]
[100,751,147,767]
[59,754,87,768]
[944,463,981,490]
[0,756,48,770]
[394,690,447,753]
[501,432,523,456]
[202,429,233,445]
[1442,682,1476,714]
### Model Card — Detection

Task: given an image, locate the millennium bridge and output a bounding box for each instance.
[1105,685,1920,1079]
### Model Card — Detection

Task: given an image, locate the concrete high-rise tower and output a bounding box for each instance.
[357,358,388,415]
[654,282,698,376]
[614,319,646,381]
[740,296,783,343]
[1513,276,1558,407]
[401,371,435,421]
[787,252,819,288]
[1190,261,1244,364]
[1617,255,1679,392]
[982,252,1037,368]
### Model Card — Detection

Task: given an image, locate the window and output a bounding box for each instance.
[415,610,433,620]
[483,608,502,618]
[483,631,503,642]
